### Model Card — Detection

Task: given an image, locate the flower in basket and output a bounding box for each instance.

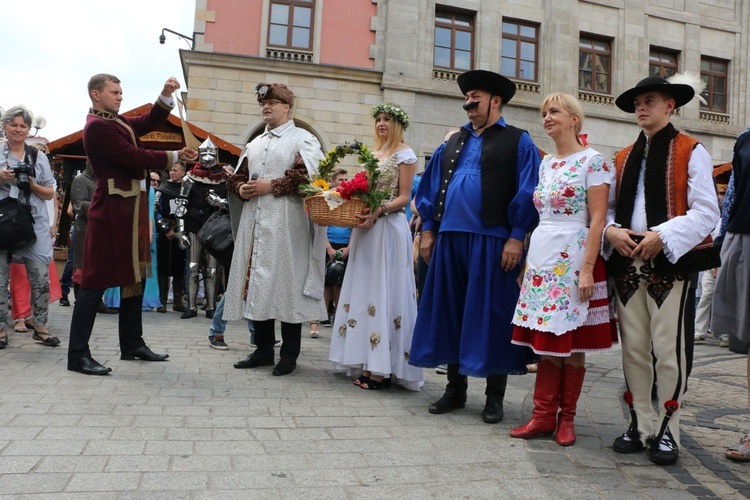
[299,141,390,213]
[338,171,368,200]
[311,179,330,191]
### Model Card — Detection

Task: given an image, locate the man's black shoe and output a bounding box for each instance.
[649,447,678,465]
[482,396,504,423]
[68,356,112,375]
[272,359,297,376]
[120,346,169,361]
[613,433,645,454]
[205,308,215,319]
[429,389,467,414]
[234,352,274,369]
[59,295,70,307]
[181,309,198,319]
[648,431,679,465]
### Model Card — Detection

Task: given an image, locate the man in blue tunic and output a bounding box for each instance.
[410,70,540,423]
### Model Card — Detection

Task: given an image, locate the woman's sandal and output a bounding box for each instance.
[353,374,370,387]
[360,376,391,390]
[32,331,61,347]
[14,320,28,333]
[726,434,750,462]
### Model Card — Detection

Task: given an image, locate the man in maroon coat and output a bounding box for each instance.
[67,73,197,375]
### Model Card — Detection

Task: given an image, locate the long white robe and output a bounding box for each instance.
[224,121,327,323]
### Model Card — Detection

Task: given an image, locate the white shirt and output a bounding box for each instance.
[606,143,720,263]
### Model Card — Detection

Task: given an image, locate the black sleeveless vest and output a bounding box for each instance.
[436,123,524,226]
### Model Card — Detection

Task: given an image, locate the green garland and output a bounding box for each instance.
[371,103,409,130]
[299,141,390,211]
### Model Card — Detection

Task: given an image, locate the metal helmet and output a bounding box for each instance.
[198,137,218,167]
[325,260,346,287]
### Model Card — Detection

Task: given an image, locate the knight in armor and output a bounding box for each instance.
[176,138,231,319]
[154,161,188,313]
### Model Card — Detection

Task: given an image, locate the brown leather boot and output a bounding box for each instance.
[509,359,562,439]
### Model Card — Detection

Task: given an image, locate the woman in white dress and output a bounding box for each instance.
[328,104,424,391]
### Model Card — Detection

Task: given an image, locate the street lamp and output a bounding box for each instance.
[159,28,195,49]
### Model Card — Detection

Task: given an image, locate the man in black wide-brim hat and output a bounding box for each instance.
[605,76,721,465]
[410,69,541,423]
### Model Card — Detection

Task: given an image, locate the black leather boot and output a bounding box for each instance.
[429,364,468,414]
[482,374,507,423]
[172,278,186,313]
[157,275,169,313]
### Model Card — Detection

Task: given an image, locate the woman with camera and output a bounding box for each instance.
[0,106,58,349]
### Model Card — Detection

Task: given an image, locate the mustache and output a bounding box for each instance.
[462,101,480,111]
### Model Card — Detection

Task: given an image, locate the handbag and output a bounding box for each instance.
[0,196,36,251]
[198,210,233,253]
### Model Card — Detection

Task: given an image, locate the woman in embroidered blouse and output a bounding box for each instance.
[509,93,615,445]
[328,104,424,391]
[0,106,58,349]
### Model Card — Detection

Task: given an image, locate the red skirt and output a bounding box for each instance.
[511,256,617,356]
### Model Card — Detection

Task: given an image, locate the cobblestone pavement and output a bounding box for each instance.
[0,303,748,499]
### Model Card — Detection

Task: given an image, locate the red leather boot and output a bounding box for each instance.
[509,359,562,439]
[555,364,586,446]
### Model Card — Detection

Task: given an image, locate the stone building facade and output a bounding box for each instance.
[182,0,750,168]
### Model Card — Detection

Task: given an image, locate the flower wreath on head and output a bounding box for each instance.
[371,103,409,130]
[299,141,390,212]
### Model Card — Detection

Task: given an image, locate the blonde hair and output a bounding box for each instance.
[373,105,406,156]
[541,92,585,144]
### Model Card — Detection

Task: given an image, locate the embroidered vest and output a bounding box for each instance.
[608,124,720,276]
[437,123,524,226]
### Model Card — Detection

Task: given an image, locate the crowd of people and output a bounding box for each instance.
[0,67,747,467]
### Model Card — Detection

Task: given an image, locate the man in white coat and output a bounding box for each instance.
[224,83,326,376]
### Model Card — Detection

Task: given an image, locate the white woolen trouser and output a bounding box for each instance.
[616,260,689,449]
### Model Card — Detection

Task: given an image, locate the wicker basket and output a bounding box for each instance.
[305,195,367,228]
[53,246,69,261]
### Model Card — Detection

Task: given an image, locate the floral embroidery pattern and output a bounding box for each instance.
[533,155,607,218]
[370,333,381,350]
[515,243,584,328]
[368,304,376,317]
[343,304,350,313]
[615,260,684,308]
[348,319,357,328]
[404,351,410,361]
[614,262,640,306]
[393,316,402,329]
[338,325,347,337]
[374,154,400,195]
[514,151,609,334]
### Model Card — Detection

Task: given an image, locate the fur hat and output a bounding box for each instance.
[615,76,695,113]
[256,83,294,107]
[457,70,516,104]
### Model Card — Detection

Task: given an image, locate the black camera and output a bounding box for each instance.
[10,161,35,192]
